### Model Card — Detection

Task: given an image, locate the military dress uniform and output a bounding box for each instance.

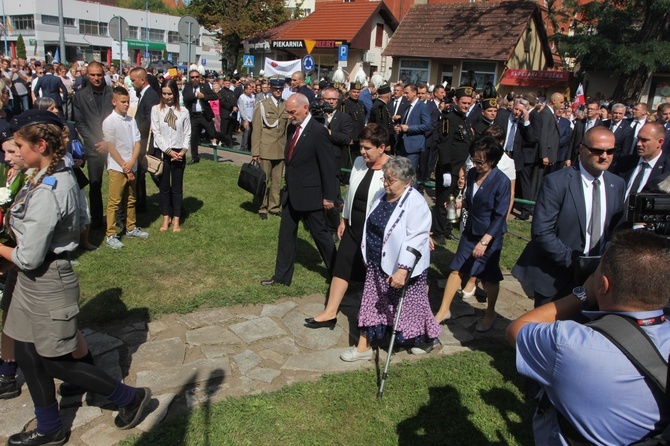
[251,83,288,217]
[341,83,367,174]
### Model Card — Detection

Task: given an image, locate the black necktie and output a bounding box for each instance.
[588,178,602,255]
[629,162,650,196]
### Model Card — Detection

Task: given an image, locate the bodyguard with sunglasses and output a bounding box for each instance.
[512,126,625,307]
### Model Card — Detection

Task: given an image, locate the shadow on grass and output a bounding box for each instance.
[127,369,226,446]
[79,287,150,326]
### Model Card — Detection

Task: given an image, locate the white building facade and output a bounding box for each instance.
[0,0,222,70]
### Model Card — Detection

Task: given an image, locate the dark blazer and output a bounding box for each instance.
[218,87,236,118]
[569,118,603,161]
[284,117,338,212]
[369,98,394,146]
[556,116,573,163]
[398,100,432,154]
[664,127,670,155]
[495,109,537,171]
[134,86,160,140]
[387,96,409,119]
[73,85,114,153]
[33,73,67,106]
[538,106,561,163]
[601,119,633,162]
[425,99,440,147]
[326,110,353,163]
[182,81,218,121]
[464,166,510,238]
[512,165,625,297]
[613,152,670,195]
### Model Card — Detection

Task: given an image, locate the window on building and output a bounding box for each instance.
[375,24,384,48]
[12,15,35,31]
[128,26,139,39]
[167,31,180,44]
[398,59,430,84]
[441,65,453,88]
[141,28,165,42]
[79,19,108,36]
[42,15,75,27]
[461,61,497,87]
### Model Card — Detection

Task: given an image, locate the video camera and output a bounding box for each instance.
[309,101,335,124]
[626,194,670,236]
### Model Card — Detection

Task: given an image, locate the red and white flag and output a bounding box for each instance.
[263,58,301,77]
[572,83,585,111]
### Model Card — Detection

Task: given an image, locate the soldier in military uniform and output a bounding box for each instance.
[341,82,367,176]
[251,78,288,219]
[432,86,476,244]
[473,96,499,137]
[369,83,395,151]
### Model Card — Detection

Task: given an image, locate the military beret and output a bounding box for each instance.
[377,83,391,95]
[318,80,330,90]
[0,123,12,146]
[455,86,474,99]
[10,110,64,133]
[349,82,362,91]
[481,97,498,110]
[269,78,284,89]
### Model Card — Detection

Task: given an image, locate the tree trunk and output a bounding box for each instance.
[612,66,652,102]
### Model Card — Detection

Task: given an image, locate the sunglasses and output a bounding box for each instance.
[582,144,615,156]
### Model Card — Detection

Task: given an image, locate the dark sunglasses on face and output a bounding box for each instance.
[582,144,615,156]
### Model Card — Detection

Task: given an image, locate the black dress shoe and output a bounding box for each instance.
[260,278,286,286]
[8,428,66,446]
[259,213,268,220]
[188,158,200,165]
[446,232,460,242]
[304,317,337,328]
[270,211,282,217]
[115,387,152,430]
[0,374,20,399]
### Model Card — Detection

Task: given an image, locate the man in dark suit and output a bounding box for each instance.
[32,64,67,117]
[417,83,440,188]
[601,103,633,169]
[388,83,409,121]
[532,92,563,197]
[261,93,338,286]
[182,70,226,164]
[394,83,432,171]
[495,98,536,173]
[512,126,626,307]
[219,77,237,147]
[369,83,394,149]
[613,122,668,199]
[129,67,160,212]
[73,61,114,229]
[322,87,353,238]
[553,106,573,171]
[570,100,603,162]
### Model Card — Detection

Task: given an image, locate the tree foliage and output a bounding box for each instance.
[16,34,26,60]
[117,0,185,15]
[555,0,670,101]
[188,0,290,71]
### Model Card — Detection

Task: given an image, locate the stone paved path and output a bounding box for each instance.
[0,276,533,445]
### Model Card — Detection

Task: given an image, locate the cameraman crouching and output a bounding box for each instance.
[507,229,670,445]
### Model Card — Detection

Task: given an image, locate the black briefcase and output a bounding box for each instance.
[238,159,266,197]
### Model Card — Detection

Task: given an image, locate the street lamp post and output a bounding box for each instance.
[2,0,8,56]
[145,0,149,66]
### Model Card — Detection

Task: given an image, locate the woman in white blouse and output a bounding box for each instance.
[151,79,191,232]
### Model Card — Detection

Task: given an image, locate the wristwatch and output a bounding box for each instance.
[572,286,588,307]
[480,239,489,246]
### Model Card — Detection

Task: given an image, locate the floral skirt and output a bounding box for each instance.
[358,264,441,345]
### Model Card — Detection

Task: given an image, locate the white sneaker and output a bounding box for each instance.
[126,227,149,239]
[340,347,373,362]
[106,235,124,249]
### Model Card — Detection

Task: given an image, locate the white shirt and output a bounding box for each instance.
[579,165,607,254]
[237,93,255,123]
[102,110,141,173]
[151,105,192,153]
[497,153,516,181]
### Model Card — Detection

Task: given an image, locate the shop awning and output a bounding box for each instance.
[126,40,166,51]
[500,69,569,87]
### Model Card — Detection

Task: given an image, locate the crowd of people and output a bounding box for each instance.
[1,55,670,444]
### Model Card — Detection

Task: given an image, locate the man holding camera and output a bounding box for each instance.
[507,229,670,445]
[512,126,626,307]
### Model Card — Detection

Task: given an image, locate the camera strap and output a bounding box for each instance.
[556,314,669,445]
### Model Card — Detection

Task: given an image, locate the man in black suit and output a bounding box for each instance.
[388,83,409,122]
[552,106,573,172]
[601,103,633,169]
[417,83,440,189]
[322,87,353,238]
[182,70,226,164]
[369,83,394,149]
[613,122,668,199]
[129,67,160,211]
[219,77,237,147]
[32,64,67,118]
[570,100,603,162]
[73,61,114,229]
[261,93,338,286]
[495,98,536,173]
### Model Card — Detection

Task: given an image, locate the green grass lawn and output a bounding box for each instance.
[122,346,534,446]
[76,159,530,326]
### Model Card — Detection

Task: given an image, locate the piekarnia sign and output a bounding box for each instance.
[272,40,305,49]
[271,40,348,49]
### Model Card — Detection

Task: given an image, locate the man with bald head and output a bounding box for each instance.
[513,126,625,307]
[261,93,338,286]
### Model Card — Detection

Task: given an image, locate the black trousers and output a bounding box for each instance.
[86,150,107,228]
[432,162,461,237]
[518,162,536,214]
[189,113,226,160]
[160,154,186,217]
[273,197,337,285]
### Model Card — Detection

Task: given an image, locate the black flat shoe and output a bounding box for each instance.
[304,317,337,329]
[260,278,287,286]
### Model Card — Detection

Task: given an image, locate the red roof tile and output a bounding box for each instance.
[383,1,550,62]
[279,1,398,48]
